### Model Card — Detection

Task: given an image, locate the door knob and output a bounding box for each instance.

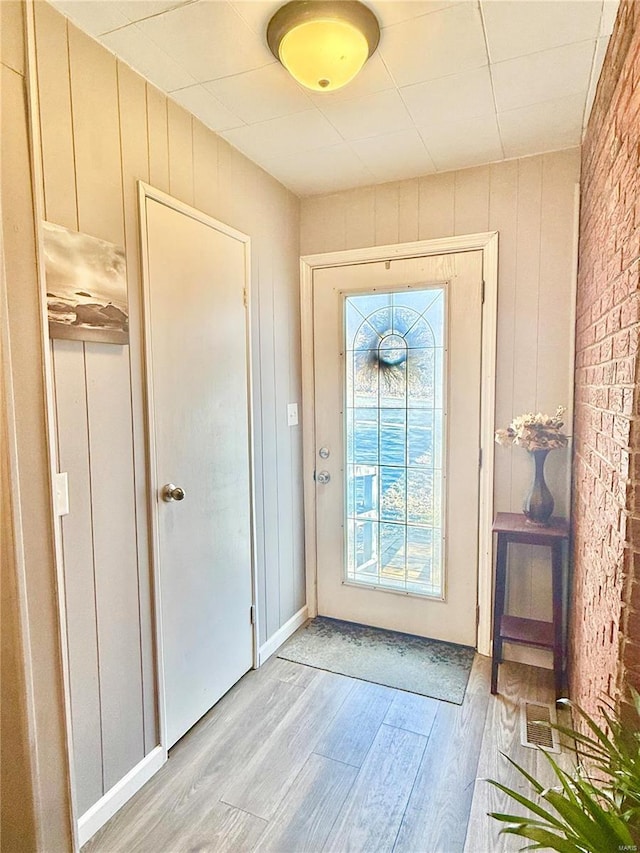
[316,470,331,484]
[162,483,185,502]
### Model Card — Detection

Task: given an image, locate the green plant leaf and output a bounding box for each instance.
[544,788,632,850]
[489,812,561,828]
[543,789,606,842]
[541,753,580,806]
[573,704,619,757]
[488,780,566,830]
[549,723,609,759]
[501,824,587,853]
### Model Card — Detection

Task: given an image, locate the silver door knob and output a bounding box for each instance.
[316,470,331,484]
[162,483,185,502]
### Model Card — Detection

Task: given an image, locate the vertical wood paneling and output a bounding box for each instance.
[250,247,269,645]
[454,166,490,235]
[507,158,544,625]
[247,171,276,644]
[275,307,295,621]
[259,246,282,639]
[345,187,374,249]
[272,212,294,623]
[33,2,77,230]
[512,152,578,629]
[146,84,169,192]
[1,353,39,847]
[486,159,552,649]
[218,138,252,233]
[3,28,36,853]
[375,183,399,246]
[167,100,194,206]
[68,22,145,788]
[418,172,454,239]
[68,27,123,246]
[489,159,519,515]
[52,342,103,814]
[242,166,305,632]
[273,190,298,622]
[117,60,157,753]
[300,194,346,254]
[291,403,306,611]
[1,0,25,75]
[248,243,269,645]
[2,56,74,851]
[85,346,144,788]
[192,117,219,218]
[511,157,543,452]
[398,179,419,244]
[35,6,104,808]
[285,192,305,612]
[538,151,580,520]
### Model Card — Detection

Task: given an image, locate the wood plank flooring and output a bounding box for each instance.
[84,655,566,853]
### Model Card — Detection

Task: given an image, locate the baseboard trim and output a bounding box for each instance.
[258,605,308,665]
[78,745,166,846]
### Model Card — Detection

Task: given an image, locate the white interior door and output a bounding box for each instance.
[313,252,483,647]
[143,194,254,748]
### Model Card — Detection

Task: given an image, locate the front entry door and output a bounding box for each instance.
[313,252,483,647]
[142,192,254,747]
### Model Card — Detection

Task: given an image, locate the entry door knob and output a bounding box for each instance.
[162,483,186,502]
[316,470,331,484]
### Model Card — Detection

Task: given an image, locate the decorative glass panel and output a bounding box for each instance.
[344,289,445,597]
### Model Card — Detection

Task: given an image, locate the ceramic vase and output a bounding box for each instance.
[523,448,554,526]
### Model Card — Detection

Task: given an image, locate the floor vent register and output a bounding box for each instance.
[520,700,561,753]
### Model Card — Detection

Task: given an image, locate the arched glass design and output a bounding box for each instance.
[344,288,445,597]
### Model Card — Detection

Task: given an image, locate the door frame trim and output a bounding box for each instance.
[300,232,498,656]
[137,182,259,752]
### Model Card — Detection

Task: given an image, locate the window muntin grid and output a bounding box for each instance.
[344,288,445,598]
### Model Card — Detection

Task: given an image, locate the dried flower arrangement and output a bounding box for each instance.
[495,406,569,452]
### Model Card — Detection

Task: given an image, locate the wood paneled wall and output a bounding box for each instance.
[32,1,303,817]
[0,8,34,843]
[301,150,580,662]
[1,1,74,847]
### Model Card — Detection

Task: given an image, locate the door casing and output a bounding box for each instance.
[138,182,259,755]
[300,233,498,656]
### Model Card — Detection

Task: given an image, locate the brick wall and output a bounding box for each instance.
[571,0,640,717]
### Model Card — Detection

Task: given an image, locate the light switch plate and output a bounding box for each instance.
[55,472,69,516]
[287,403,299,427]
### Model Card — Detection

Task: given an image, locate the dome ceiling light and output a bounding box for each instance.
[267,1,381,93]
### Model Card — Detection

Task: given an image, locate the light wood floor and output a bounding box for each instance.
[84,655,566,853]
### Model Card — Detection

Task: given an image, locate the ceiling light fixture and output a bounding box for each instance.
[267,0,380,93]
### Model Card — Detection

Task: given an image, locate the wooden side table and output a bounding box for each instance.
[491,512,569,699]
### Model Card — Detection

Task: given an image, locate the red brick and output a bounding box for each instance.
[571,0,640,728]
[621,293,640,327]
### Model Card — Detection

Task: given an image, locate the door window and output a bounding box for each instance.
[344,289,445,598]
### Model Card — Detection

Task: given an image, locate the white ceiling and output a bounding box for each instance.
[49,0,618,196]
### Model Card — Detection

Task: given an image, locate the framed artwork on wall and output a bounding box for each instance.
[43,221,129,344]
